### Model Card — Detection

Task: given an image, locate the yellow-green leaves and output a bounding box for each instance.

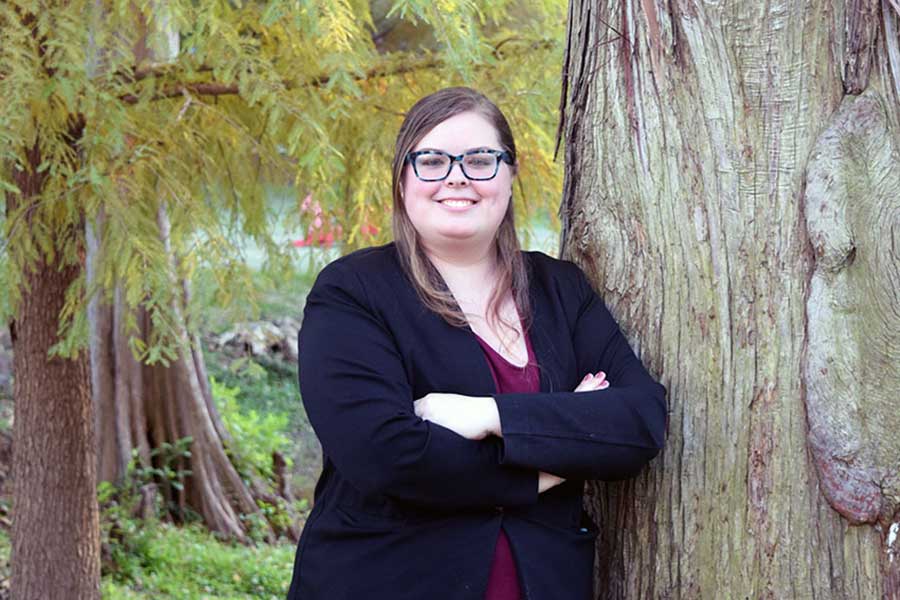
[1,0,566,357]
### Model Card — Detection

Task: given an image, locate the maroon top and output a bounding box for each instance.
[473,327,540,600]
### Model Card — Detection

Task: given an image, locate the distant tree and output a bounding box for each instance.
[1,1,566,597]
[559,1,900,597]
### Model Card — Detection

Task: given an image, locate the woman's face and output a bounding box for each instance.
[401,111,515,251]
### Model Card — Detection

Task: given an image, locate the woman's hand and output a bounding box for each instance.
[413,393,500,440]
[575,370,609,392]
[538,471,566,493]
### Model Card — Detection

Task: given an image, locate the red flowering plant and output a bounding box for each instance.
[292,193,343,248]
[291,193,380,249]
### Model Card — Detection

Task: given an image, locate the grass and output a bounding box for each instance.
[100,522,296,599]
[0,524,296,599]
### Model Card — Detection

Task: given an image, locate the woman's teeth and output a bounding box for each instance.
[441,200,474,207]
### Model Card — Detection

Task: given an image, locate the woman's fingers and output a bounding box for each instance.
[413,396,427,417]
[574,371,610,392]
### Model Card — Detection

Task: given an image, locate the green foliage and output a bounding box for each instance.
[204,346,321,499]
[255,497,308,539]
[99,522,295,599]
[98,479,154,582]
[98,441,194,591]
[1,0,565,360]
[211,376,291,480]
[204,347,301,431]
[96,430,306,595]
[189,257,317,335]
[0,524,9,587]
[138,439,196,510]
[99,439,197,560]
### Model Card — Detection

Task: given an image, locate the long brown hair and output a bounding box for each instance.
[391,87,532,346]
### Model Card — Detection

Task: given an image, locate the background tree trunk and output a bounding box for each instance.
[86,205,299,542]
[83,0,297,542]
[8,142,100,600]
[560,0,900,598]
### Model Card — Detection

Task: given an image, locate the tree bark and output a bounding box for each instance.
[560,1,900,598]
[8,142,100,600]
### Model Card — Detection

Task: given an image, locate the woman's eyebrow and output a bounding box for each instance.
[414,146,494,153]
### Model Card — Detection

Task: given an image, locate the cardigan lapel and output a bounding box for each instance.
[416,288,500,398]
[414,250,566,397]
[524,255,566,394]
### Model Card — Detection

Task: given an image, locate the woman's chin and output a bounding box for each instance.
[436,227,483,241]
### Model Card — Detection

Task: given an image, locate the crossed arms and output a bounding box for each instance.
[297,261,667,511]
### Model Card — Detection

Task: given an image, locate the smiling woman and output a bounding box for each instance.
[286,87,667,600]
[402,111,516,244]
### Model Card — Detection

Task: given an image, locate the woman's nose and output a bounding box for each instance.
[445,162,468,186]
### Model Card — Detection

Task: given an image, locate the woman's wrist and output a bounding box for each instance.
[482,396,502,437]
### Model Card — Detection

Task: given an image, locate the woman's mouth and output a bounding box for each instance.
[436,198,479,210]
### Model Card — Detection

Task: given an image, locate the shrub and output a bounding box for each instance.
[211,377,292,480]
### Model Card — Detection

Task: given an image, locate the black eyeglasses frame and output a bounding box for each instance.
[405,149,515,182]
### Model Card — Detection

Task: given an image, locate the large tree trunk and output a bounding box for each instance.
[560,1,900,598]
[8,142,101,599]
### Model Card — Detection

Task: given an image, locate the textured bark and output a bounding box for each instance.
[804,91,900,527]
[8,143,101,600]
[87,218,122,484]
[560,1,900,598]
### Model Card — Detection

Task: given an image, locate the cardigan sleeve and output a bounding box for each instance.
[298,261,539,510]
[493,263,667,481]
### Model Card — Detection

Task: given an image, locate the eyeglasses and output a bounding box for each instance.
[405,149,514,182]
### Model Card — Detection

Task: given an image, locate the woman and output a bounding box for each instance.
[286,87,666,600]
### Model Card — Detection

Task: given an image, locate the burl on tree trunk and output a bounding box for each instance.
[804,91,900,528]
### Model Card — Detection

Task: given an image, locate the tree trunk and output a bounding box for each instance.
[82,0,297,542]
[86,205,299,543]
[8,142,100,599]
[560,1,900,598]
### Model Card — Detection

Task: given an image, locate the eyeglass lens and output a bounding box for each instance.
[414,152,498,180]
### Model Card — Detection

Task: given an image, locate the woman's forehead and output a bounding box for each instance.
[413,112,501,152]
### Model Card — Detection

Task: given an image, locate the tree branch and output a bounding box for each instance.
[120,38,556,104]
[120,56,440,103]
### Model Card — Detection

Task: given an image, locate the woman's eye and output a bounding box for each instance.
[419,157,447,167]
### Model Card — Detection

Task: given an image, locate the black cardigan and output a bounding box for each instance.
[286,242,666,600]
